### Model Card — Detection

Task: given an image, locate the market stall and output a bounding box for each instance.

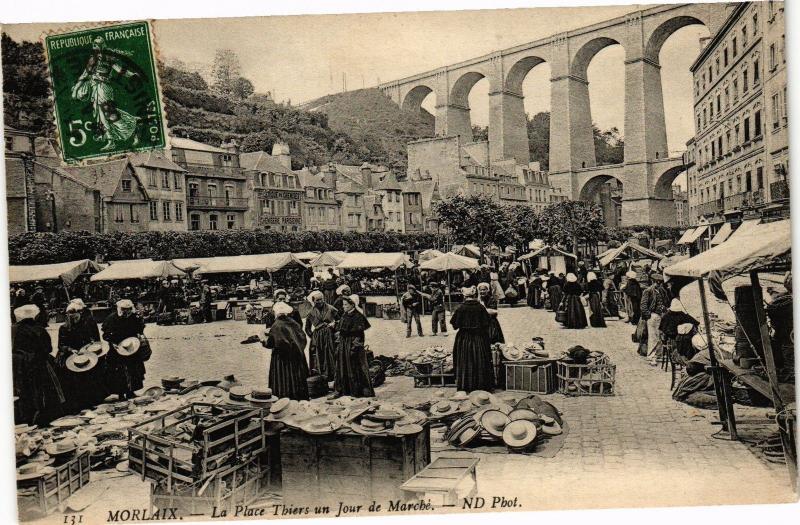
[664,218,796,487]
[336,253,414,312]
[450,244,481,259]
[418,249,445,263]
[597,241,664,269]
[517,245,576,276]
[9,259,103,289]
[419,252,479,313]
[90,259,186,282]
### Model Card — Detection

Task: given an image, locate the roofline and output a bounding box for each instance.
[690,2,749,72]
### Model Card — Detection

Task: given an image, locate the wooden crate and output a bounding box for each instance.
[556,356,616,396]
[413,372,456,388]
[17,451,91,520]
[128,403,268,487]
[505,360,556,394]
[280,425,430,507]
[150,449,277,518]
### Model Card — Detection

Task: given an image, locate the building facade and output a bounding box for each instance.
[372,170,404,232]
[763,1,788,211]
[672,186,689,227]
[4,127,37,235]
[131,150,188,231]
[170,137,250,231]
[296,167,340,232]
[685,2,787,226]
[241,144,304,232]
[401,179,424,233]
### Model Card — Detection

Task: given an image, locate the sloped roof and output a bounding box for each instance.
[417,180,441,208]
[334,164,365,186]
[59,158,141,198]
[240,151,292,175]
[296,169,327,189]
[169,136,227,153]
[130,150,186,172]
[373,171,402,191]
[401,178,421,194]
[5,157,27,198]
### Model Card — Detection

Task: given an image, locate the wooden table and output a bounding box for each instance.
[720,359,796,407]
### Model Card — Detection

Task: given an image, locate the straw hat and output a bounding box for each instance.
[65,352,99,373]
[116,337,141,357]
[392,423,423,436]
[45,440,77,457]
[468,390,494,407]
[228,386,249,401]
[450,391,469,402]
[677,322,695,335]
[17,462,54,481]
[508,408,539,422]
[566,273,578,283]
[454,424,482,447]
[245,388,279,405]
[540,421,563,436]
[429,400,460,418]
[480,410,511,438]
[625,270,637,279]
[502,420,538,449]
[502,346,525,361]
[267,398,293,420]
[161,376,184,390]
[303,415,341,435]
[350,418,386,435]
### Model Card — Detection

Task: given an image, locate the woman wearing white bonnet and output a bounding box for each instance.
[261,302,310,400]
[57,297,106,411]
[561,273,588,329]
[586,270,606,328]
[304,290,338,381]
[102,298,149,400]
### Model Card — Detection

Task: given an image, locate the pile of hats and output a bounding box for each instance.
[227,386,279,408]
[496,337,550,361]
[404,346,453,374]
[442,393,563,453]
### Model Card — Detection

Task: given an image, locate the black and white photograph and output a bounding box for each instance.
[0,1,796,523]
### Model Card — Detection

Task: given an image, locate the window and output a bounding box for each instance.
[207,183,217,196]
[175,201,183,221]
[162,201,171,221]
[717,137,723,157]
[770,44,777,69]
[220,154,233,167]
[711,141,716,158]
[745,171,752,192]
[709,101,714,120]
[741,25,747,46]
[121,179,132,192]
[756,167,764,189]
[753,59,760,84]
[114,205,125,223]
[726,130,731,152]
[173,173,182,190]
[715,57,720,76]
[226,214,236,229]
[744,117,751,142]
[735,124,740,145]
[732,36,737,57]
[148,169,157,187]
[130,205,139,223]
[161,171,170,189]
[289,200,299,216]
[190,214,200,231]
[708,66,713,83]
[149,201,158,221]
[724,48,729,67]
[767,94,778,127]
[725,87,730,108]
[209,214,218,230]
[716,94,721,113]
[742,70,749,93]
[754,110,762,137]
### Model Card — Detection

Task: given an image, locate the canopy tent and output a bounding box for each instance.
[517,245,577,261]
[685,224,709,244]
[419,252,479,271]
[676,227,697,245]
[728,218,761,241]
[310,251,348,268]
[90,259,186,281]
[598,241,664,268]
[336,252,413,271]
[9,259,102,287]
[418,249,445,263]
[293,251,320,262]
[450,244,481,258]
[710,222,733,246]
[664,219,790,282]
[171,257,215,273]
[595,247,616,261]
[194,253,307,275]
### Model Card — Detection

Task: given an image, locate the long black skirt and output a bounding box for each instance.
[105,353,146,396]
[527,287,542,308]
[55,350,110,414]
[269,348,310,400]
[548,286,563,312]
[588,292,606,327]
[487,316,505,344]
[334,336,375,398]
[453,328,494,392]
[563,294,588,329]
[309,327,336,381]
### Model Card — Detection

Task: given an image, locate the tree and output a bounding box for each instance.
[537,200,605,255]
[2,33,52,133]
[497,205,539,252]
[230,77,255,100]
[594,125,624,165]
[527,112,550,170]
[472,125,489,142]
[432,195,506,259]
[211,49,242,96]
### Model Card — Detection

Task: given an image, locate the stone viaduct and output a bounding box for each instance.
[379,3,730,225]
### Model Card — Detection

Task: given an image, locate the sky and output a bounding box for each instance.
[4,4,708,157]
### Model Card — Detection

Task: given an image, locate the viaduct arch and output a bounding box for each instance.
[380,3,730,225]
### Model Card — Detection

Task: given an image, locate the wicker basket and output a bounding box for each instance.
[557,356,616,396]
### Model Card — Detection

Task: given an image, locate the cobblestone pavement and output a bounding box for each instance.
[39,293,796,519]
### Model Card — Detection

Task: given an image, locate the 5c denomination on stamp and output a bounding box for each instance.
[44,21,166,163]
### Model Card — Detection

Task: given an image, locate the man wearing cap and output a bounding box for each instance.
[640,272,671,357]
[199,280,214,323]
[304,290,338,381]
[265,289,301,328]
[401,284,424,338]
[262,302,310,400]
[12,304,65,424]
[56,300,108,412]
[102,299,149,400]
[427,282,448,336]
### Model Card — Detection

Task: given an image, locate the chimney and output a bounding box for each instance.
[221,139,240,155]
[323,162,337,188]
[271,142,291,169]
[360,162,373,189]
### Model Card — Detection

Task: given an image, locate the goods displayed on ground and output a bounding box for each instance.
[556,346,616,396]
[402,345,456,387]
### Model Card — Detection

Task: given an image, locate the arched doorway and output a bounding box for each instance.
[580,174,624,227]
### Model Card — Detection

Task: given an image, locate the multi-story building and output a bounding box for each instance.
[364,193,386,232]
[373,170,404,232]
[401,179,424,233]
[4,127,37,234]
[685,2,787,227]
[763,1,788,213]
[170,137,249,231]
[672,186,689,227]
[130,150,188,231]
[240,144,304,232]
[296,167,340,231]
[321,163,367,232]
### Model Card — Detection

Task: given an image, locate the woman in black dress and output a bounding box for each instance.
[547,273,563,312]
[304,290,338,380]
[562,273,588,329]
[477,282,505,344]
[263,302,310,400]
[586,272,606,328]
[102,299,150,400]
[527,272,542,308]
[56,299,108,412]
[622,270,642,324]
[451,286,494,392]
[334,295,374,398]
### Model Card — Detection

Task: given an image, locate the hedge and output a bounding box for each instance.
[8,230,448,265]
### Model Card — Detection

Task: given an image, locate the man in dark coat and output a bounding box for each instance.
[427,282,447,336]
[102,299,149,399]
[622,270,642,324]
[401,284,424,337]
[12,304,65,424]
[200,281,214,323]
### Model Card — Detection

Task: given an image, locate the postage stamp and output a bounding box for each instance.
[43,21,166,163]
